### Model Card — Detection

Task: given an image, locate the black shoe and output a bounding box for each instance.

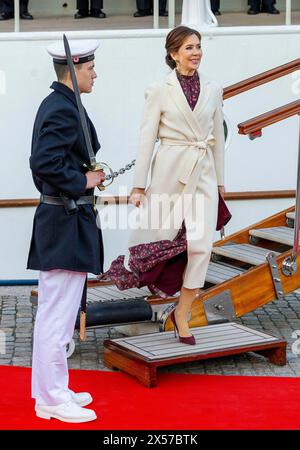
[74,10,88,19]
[213,10,221,16]
[90,9,106,18]
[20,11,34,20]
[159,10,168,17]
[133,10,151,17]
[263,7,280,14]
[0,11,13,20]
[247,8,259,14]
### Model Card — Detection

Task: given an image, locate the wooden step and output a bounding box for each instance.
[104,322,286,387]
[249,226,294,246]
[205,262,245,284]
[86,285,152,303]
[212,243,280,265]
[31,285,153,306]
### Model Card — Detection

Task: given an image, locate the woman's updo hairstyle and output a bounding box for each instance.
[165,25,202,70]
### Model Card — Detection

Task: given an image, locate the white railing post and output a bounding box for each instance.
[14,0,20,32]
[286,0,292,25]
[153,0,159,29]
[168,0,175,29]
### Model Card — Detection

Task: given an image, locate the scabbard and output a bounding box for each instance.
[79,277,88,341]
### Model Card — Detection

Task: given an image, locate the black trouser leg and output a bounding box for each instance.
[261,0,275,10]
[136,0,151,13]
[136,0,166,15]
[2,0,29,14]
[3,0,14,13]
[248,0,260,12]
[210,0,220,13]
[20,0,29,13]
[159,0,167,13]
[91,0,103,10]
[76,0,89,13]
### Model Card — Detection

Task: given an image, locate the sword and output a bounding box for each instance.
[79,277,88,342]
[63,35,110,342]
[63,34,113,191]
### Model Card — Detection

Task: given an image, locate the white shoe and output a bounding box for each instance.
[70,390,93,407]
[35,400,97,423]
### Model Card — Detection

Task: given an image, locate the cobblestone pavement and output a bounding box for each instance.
[1,285,300,377]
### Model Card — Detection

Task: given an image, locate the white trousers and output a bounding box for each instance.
[31,269,86,406]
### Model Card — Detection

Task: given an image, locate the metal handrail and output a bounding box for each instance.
[282,115,300,276]
[286,0,292,25]
[153,0,159,29]
[168,0,175,29]
[239,108,300,277]
[14,0,19,32]
[153,0,176,29]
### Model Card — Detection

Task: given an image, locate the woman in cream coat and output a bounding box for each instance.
[130,25,225,343]
[106,26,225,344]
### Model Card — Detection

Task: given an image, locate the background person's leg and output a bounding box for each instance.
[261,0,280,13]
[159,0,167,15]
[90,0,106,17]
[91,0,103,9]
[134,0,152,16]
[20,0,28,13]
[210,0,220,14]
[75,0,89,17]
[0,0,13,19]
[248,0,260,13]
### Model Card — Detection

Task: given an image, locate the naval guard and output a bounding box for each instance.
[27,39,105,423]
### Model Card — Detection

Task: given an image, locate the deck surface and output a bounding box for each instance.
[1,11,299,33]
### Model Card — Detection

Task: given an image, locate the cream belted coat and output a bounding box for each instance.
[128,69,225,289]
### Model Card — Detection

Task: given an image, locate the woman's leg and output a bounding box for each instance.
[175,286,199,337]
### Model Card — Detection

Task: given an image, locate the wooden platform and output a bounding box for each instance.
[103,322,287,387]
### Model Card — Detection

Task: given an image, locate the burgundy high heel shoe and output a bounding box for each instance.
[170,310,196,345]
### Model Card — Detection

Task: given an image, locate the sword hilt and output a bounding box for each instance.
[83,162,114,192]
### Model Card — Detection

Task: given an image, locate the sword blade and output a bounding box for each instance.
[63,34,96,168]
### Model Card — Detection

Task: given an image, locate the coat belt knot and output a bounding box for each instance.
[161,135,215,185]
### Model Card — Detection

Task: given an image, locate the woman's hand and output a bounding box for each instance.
[129,188,145,207]
[218,185,225,199]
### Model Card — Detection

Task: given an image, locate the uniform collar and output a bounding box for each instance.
[50,81,77,107]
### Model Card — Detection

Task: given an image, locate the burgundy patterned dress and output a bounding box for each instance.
[100,71,200,297]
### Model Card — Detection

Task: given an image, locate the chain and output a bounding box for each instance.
[104,159,136,181]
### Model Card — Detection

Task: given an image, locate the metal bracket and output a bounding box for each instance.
[203,290,236,325]
[158,303,176,332]
[266,252,284,299]
[30,295,37,307]
[282,255,298,277]
[249,235,259,245]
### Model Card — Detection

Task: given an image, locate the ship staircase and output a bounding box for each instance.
[30,58,300,382]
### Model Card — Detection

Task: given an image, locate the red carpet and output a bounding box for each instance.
[1,365,300,430]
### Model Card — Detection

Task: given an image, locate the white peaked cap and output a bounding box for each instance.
[47,39,100,65]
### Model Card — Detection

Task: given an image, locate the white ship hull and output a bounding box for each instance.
[0,26,299,280]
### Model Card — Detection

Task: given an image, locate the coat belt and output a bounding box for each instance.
[160,135,215,185]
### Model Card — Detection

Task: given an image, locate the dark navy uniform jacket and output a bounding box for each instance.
[27,81,104,275]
